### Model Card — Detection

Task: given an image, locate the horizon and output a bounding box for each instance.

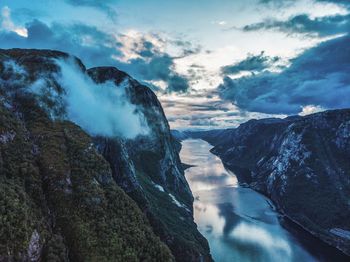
[1,0,349,129]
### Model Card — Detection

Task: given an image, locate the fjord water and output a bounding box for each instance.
[180,139,347,262]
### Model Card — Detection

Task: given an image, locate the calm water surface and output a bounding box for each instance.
[180,139,348,262]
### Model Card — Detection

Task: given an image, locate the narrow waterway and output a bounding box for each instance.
[180,139,348,262]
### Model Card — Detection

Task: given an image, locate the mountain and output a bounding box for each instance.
[187,110,350,256]
[170,130,189,141]
[0,49,211,261]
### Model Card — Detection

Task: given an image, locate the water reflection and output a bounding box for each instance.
[180,139,341,262]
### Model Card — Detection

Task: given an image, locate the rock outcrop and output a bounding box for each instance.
[190,110,350,256]
[0,49,211,261]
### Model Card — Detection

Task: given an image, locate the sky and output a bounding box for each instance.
[0,0,349,130]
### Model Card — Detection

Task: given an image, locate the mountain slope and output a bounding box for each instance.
[0,49,211,261]
[192,110,350,256]
[87,66,211,261]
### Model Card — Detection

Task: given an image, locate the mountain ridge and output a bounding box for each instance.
[0,48,212,261]
[180,109,350,256]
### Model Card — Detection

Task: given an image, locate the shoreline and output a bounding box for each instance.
[217,156,350,258]
[183,138,349,259]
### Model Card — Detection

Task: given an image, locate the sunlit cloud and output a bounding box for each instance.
[299,105,326,116]
[115,30,166,62]
[0,6,28,37]
[0,0,349,129]
[212,20,227,26]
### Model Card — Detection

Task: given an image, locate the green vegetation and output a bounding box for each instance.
[0,97,173,261]
[0,49,212,261]
[135,170,210,261]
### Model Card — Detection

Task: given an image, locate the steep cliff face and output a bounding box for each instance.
[87,67,192,205]
[87,67,211,261]
[0,49,211,261]
[194,110,350,256]
[0,49,173,261]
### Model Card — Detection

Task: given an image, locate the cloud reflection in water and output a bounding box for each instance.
[180,139,316,262]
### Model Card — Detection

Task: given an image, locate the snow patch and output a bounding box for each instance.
[152,183,190,212]
[268,127,312,193]
[153,183,165,192]
[169,193,183,207]
[330,228,350,240]
[168,193,190,212]
[335,120,350,150]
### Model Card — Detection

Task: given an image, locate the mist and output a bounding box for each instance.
[26,58,149,139]
[57,59,149,139]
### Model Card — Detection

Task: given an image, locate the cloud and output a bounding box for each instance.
[0,6,28,37]
[221,51,280,75]
[170,39,202,58]
[56,59,148,138]
[211,20,227,26]
[116,32,191,93]
[0,19,120,65]
[299,105,325,116]
[27,58,149,139]
[218,35,350,114]
[315,0,350,8]
[160,92,285,130]
[258,0,295,8]
[243,13,350,37]
[120,54,190,93]
[64,0,118,21]
[0,18,191,93]
[259,0,350,9]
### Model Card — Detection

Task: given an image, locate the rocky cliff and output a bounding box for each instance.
[0,49,211,261]
[190,110,350,256]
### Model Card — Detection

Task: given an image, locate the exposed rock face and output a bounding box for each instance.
[0,49,211,261]
[191,110,350,256]
[87,67,192,205]
[27,230,41,262]
[87,67,211,262]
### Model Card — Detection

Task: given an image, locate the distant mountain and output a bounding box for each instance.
[170,130,189,141]
[187,110,350,256]
[0,49,211,261]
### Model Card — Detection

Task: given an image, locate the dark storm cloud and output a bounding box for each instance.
[170,39,202,57]
[243,14,350,37]
[218,35,350,114]
[0,19,190,93]
[120,40,190,93]
[64,0,118,20]
[167,74,189,92]
[127,54,190,93]
[221,51,280,75]
[0,19,120,66]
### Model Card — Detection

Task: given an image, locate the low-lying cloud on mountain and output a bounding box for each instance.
[5,58,149,139]
[55,59,149,138]
[0,13,192,94]
[1,0,350,129]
